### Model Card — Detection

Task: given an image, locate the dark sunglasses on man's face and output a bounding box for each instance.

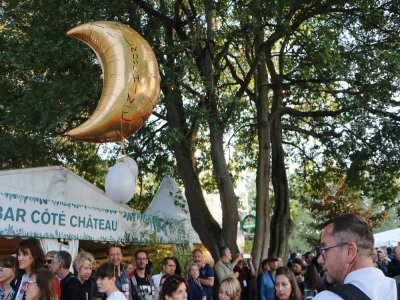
[46,260,53,264]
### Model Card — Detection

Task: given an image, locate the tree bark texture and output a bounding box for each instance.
[251,12,271,272]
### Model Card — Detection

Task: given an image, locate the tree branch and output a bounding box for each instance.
[281,107,351,118]
[282,124,342,139]
[367,108,400,122]
[282,140,321,171]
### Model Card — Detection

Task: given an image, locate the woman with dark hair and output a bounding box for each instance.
[275,267,302,300]
[303,264,321,299]
[290,258,305,293]
[172,257,182,276]
[0,255,17,300]
[25,267,57,300]
[95,262,125,300]
[159,275,188,300]
[11,238,46,300]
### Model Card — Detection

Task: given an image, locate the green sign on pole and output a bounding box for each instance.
[241,214,256,234]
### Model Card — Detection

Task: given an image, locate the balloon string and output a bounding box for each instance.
[116,208,126,247]
[119,118,126,158]
[121,140,126,157]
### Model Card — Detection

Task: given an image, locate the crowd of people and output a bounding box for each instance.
[0,213,399,299]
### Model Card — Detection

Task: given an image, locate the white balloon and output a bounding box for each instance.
[105,162,136,204]
[121,156,139,177]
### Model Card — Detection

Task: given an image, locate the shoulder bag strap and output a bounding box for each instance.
[268,272,275,285]
[327,283,371,300]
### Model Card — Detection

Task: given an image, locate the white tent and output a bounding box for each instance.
[144,174,201,246]
[374,228,400,248]
[0,166,187,248]
[144,174,246,253]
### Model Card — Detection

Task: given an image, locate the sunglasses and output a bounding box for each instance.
[45,260,54,264]
[166,275,182,284]
[27,280,37,286]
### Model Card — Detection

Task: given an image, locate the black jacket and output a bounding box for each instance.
[60,272,74,300]
[63,276,94,300]
[388,258,400,277]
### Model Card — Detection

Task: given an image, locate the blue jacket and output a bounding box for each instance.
[260,272,275,300]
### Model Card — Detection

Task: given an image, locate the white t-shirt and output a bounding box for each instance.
[106,290,127,300]
[314,267,397,300]
[152,272,163,300]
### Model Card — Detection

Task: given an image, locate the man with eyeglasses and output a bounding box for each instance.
[132,249,154,300]
[53,250,74,300]
[45,250,61,299]
[45,251,57,273]
[314,214,397,300]
[152,257,176,300]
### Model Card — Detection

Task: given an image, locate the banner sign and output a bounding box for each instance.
[0,192,186,244]
[241,214,256,234]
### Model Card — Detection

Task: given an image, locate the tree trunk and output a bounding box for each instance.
[252,16,271,272]
[203,0,240,255]
[160,14,223,259]
[268,87,292,258]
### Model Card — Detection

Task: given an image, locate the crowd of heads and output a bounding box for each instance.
[1,213,397,300]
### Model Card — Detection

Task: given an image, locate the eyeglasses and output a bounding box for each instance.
[27,280,37,286]
[45,260,53,264]
[316,242,349,259]
[136,257,147,261]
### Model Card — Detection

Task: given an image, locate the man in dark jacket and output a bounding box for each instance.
[388,245,400,277]
[54,250,74,300]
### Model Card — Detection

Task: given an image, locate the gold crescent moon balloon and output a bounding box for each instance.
[66,21,160,142]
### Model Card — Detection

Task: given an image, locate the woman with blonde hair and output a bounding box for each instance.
[186,262,206,300]
[64,251,96,300]
[218,276,241,300]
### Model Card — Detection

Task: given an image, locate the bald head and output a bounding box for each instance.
[393,246,400,260]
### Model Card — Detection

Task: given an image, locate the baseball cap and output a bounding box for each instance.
[267,255,278,262]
